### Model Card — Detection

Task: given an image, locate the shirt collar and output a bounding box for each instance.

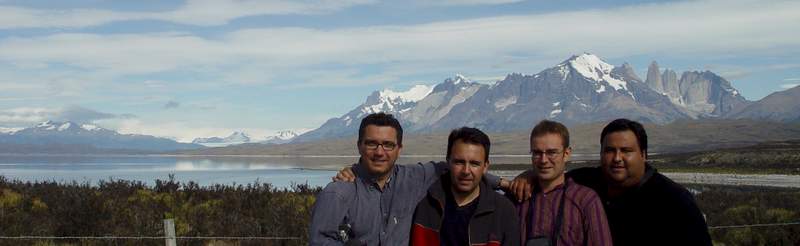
[354,159,396,190]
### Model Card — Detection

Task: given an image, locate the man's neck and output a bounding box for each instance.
[538,174,565,193]
[606,180,640,198]
[450,186,480,207]
[375,174,390,190]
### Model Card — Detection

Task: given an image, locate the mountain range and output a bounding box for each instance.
[294,53,794,142]
[0,121,202,153]
[191,130,301,147]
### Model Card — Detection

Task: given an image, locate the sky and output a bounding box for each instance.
[0,0,797,142]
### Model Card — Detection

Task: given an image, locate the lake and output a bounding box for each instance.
[0,155,346,188]
[4,154,797,189]
[0,154,531,188]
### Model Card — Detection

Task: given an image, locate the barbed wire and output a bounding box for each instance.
[0,236,299,240]
[2,222,800,240]
[708,221,800,230]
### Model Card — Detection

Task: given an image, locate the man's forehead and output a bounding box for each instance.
[530,133,564,147]
[362,125,398,140]
[601,130,640,147]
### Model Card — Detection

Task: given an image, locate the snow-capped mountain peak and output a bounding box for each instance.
[561,53,628,92]
[378,85,433,103]
[81,123,101,131]
[0,127,22,134]
[362,85,433,115]
[261,130,301,144]
[273,130,298,140]
[34,121,86,132]
[224,131,250,142]
[191,131,251,147]
[448,74,469,85]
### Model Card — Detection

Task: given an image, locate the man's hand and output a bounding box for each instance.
[332,166,356,182]
[509,170,535,202]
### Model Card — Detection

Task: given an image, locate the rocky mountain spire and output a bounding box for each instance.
[646,61,664,93]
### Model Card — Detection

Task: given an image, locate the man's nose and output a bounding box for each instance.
[459,165,471,175]
[613,150,623,162]
[374,146,386,155]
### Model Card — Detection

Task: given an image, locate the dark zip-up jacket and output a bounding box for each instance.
[410,174,520,246]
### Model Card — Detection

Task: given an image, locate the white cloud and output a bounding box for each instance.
[0,0,798,91]
[0,0,377,29]
[431,0,524,6]
[780,83,799,89]
[0,106,121,126]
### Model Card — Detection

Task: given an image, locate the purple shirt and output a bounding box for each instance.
[515,177,613,246]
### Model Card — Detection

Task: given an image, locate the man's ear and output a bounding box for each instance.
[564,146,572,161]
[483,160,490,174]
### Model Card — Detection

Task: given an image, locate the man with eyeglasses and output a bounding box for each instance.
[309,113,504,245]
[515,120,611,245]
[509,119,711,246]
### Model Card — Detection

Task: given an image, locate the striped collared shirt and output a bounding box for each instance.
[515,177,613,246]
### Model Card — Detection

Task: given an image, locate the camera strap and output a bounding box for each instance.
[527,179,569,246]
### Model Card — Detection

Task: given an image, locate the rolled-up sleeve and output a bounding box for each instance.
[309,183,352,245]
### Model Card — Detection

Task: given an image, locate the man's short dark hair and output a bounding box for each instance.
[530,120,570,149]
[446,127,491,162]
[358,112,403,145]
[600,118,648,156]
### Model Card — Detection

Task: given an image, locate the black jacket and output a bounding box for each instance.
[410,174,520,246]
[569,165,712,246]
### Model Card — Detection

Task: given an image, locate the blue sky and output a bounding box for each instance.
[0,0,797,142]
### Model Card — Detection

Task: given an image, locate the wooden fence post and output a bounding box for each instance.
[164,219,177,246]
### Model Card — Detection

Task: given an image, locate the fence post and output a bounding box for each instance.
[164,219,177,246]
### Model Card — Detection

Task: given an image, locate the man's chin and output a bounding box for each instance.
[365,164,391,175]
[453,184,477,194]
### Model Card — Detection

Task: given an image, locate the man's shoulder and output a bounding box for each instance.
[566,179,602,206]
[484,189,516,211]
[319,181,358,199]
[568,166,601,177]
[567,167,603,189]
[642,171,697,205]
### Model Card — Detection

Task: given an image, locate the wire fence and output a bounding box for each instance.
[1,221,798,241]
[0,236,299,240]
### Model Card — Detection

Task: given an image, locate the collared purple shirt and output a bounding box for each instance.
[516,177,613,246]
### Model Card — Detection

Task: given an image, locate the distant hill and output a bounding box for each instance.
[724,85,800,122]
[175,119,800,156]
[0,121,203,153]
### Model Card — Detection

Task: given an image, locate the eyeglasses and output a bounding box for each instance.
[530,150,563,160]
[363,141,398,151]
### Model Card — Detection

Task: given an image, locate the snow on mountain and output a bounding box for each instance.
[296,53,754,142]
[0,127,22,134]
[261,130,301,144]
[192,131,251,147]
[0,121,202,152]
[561,53,630,93]
[361,85,433,115]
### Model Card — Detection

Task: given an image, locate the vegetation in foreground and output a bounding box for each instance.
[0,175,318,246]
[0,177,798,245]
